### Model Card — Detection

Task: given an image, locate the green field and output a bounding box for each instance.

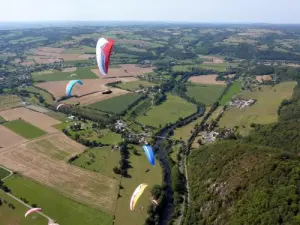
[0,167,10,180]
[32,66,98,82]
[0,191,47,225]
[71,146,120,178]
[116,80,156,91]
[3,119,46,139]
[4,175,113,225]
[114,146,162,225]
[88,93,142,114]
[219,82,297,135]
[186,84,225,106]
[219,81,242,105]
[55,122,122,145]
[136,94,197,128]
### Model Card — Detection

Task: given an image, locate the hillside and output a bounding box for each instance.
[186,141,300,225]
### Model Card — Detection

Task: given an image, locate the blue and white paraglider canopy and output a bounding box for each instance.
[142,145,155,166]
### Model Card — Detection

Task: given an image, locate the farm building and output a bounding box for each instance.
[227,99,256,109]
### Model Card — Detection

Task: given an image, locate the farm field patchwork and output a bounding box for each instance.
[186,83,225,106]
[188,75,226,85]
[218,81,297,135]
[3,119,46,139]
[32,66,98,82]
[4,175,113,225]
[0,191,47,225]
[0,107,61,133]
[219,81,242,105]
[0,132,118,213]
[136,94,197,128]
[88,93,142,114]
[35,77,134,100]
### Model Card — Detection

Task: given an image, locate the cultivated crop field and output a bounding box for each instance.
[3,119,47,139]
[32,66,98,82]
[219,81,242,105]
[116,80,156,91]
[136,94,197,128]
[188,75,226,85]
[0,133,118,213]
[198,55,224,63]
[186,83,225,106]
[219,81,296,135]
[0,107,61,133]
[0,191,47,225]
[88,93,142,114]
[0,95,22,111]
[4,175,113,225]
[0,125,26,149]
[28,47,95,64]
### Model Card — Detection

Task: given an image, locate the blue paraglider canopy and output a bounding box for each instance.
[66,80,83,97]
[142,145,155,166]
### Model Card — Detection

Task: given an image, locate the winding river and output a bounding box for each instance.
[155,106,205,225]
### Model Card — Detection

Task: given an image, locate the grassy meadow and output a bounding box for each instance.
[88,93,142,114]
[4,175,113,225]
[116,80,156,91]
[219,81,242,105]
[0,191,47,225]
[186,83,225,106]
[219,82,297,135]
[136,94,197,128]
